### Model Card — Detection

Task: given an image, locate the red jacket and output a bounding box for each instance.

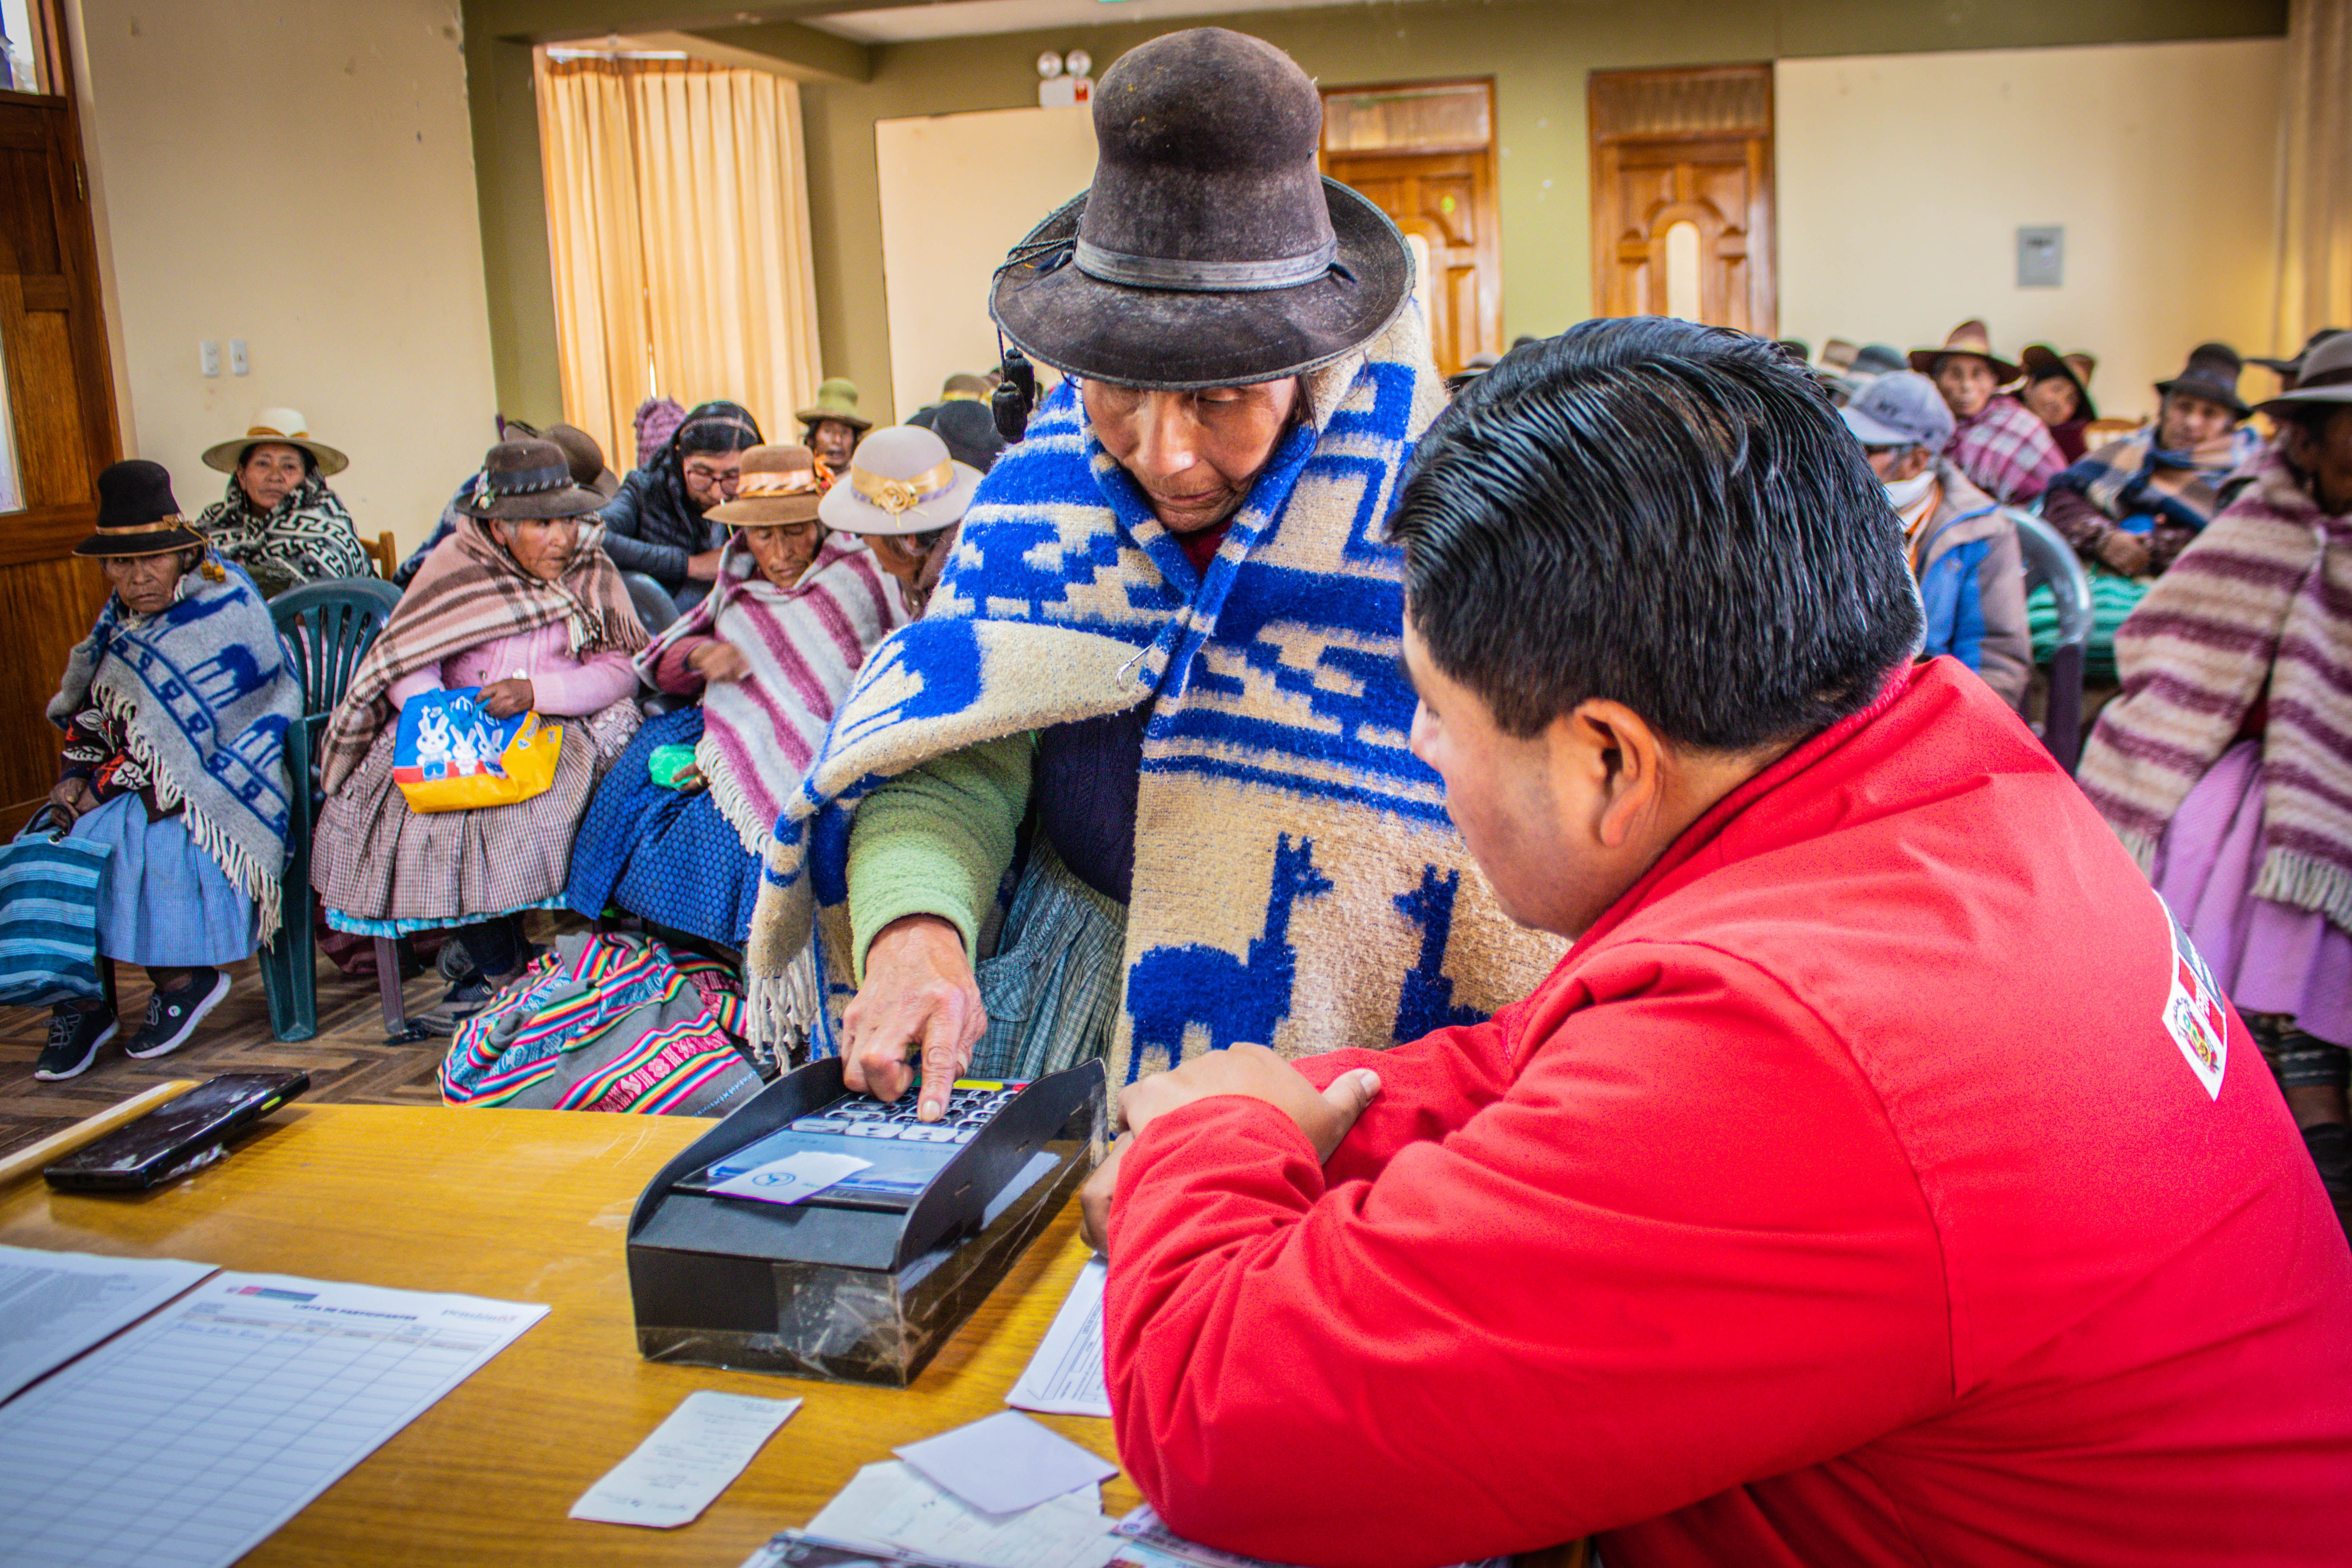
[1104,660,2352,1568]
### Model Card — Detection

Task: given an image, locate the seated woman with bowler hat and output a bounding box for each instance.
[566,443,906,953]
[35,462,302,1080]
[312,438,646,1027]
[2015,344,2099,463]
[743,27,1559,1112]
[2038,342,2262,682]
[1912,321,2066,505]
[846,416,996,617]
[593,400,762,613]
[193,407,372,597]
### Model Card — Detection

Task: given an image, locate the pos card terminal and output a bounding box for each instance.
[628,1057,1103,1386]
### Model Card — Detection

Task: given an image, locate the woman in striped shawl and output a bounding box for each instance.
[2078,330,2352,1214]
[565,443,906,951]
[313,438,646,1026]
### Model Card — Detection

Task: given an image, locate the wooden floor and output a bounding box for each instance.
[0,953,465,1159]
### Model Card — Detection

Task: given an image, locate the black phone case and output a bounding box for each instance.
[45,1071,310,1192]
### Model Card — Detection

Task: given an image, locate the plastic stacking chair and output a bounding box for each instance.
[262,578,402,1041]
[2010,509,2093,774]
[622,571,680,637]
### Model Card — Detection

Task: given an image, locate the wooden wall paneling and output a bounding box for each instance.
[0,552,105,831]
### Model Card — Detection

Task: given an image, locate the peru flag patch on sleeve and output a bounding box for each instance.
[2158,894,2229,1099]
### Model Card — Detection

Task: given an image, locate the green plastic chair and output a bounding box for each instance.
[261,578,401,1040]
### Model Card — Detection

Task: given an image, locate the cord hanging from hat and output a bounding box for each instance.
[993,333,1037,445]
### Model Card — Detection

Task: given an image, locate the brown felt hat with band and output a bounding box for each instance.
[76,460,209,558]
[989,28,1413,390]
[1909,320,2022,385]
[2155,342,2251,419]
[817,426,982,538]
[457,438,611,521]
[2256,332,2352,415]
[708,444,824,526]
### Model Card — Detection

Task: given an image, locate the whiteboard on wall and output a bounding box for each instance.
[875,104,1097,423]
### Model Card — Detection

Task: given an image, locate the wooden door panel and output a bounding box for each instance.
[1321,85,1501,378]
[1589,65,1775,337]
[0,58,123,831]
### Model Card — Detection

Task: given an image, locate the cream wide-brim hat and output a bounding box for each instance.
[816,426,982,538]
[202,407,348,476]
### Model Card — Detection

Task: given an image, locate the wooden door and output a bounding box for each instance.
[1588,65,1775,336]
[1320,80,1501,379]
[0,5,121,833]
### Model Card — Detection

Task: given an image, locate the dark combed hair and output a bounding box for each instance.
[1392,317,1923,750]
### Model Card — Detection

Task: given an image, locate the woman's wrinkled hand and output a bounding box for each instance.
[478,678,536,718]
[2096,529,2152,578]
[688,641,751,684]
[841,914,985,1121]
[686,549,726,581]
[45,778,96,820]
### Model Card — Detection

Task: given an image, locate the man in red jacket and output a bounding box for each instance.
[1086,318,2352,1568]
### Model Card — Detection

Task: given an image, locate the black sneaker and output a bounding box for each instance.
[122,968,232,1060]
[35,1006,118,1081]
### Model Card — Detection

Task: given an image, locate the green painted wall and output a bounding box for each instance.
[467,0,2286,422]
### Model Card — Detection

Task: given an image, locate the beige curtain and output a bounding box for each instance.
[534,54,822,469]
[2277,0,2352,351]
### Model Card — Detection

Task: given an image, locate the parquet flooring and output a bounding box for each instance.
[0,952,469,1159]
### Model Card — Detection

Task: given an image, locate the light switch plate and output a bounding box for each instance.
[229,339,249,375]
[199,340,220,377]
[2017,226,2063,288]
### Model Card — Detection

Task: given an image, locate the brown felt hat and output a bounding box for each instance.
[2256,332,2352,415]
[2019,344,2099,422]
[75,460,208,558]
[2249,328,2345,378]
[2155,342,2250,419]
[456,438,611,521]
[503,418,621,498]
[990,28,1413,390]
[707,444,825,526]
[1909,319,2021,385]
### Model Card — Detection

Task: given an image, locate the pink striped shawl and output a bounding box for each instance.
[2078,448,2352,932]
[638,535,905,853]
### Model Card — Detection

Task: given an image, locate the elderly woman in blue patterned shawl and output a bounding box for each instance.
[744,28,1560,1115]
[35,461,301,1082]
[193,407,372,597]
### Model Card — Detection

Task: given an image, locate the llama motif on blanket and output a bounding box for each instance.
[746,307,1563,1083]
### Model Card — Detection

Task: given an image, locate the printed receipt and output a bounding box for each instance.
[571,1390,803,1528]
[1006,1258,1111,1418]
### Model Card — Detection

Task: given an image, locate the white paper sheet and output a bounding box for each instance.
[897,1409,1120,1517]
[1006,1257,1111,1418]
[710,1151,873,1207]
[0,1271,547,1568]
[0,1244,215,1403]
[571,1389,802,1527]
[808,1459,1119,1568]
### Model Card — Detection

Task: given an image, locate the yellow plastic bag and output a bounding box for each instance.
[392,688,563,813]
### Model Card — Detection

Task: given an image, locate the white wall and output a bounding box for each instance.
[68,0,497,551]
[874,103,1096,421]
[1778,39,2286,422]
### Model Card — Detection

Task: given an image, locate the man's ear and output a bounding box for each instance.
[1562,699,1667,850]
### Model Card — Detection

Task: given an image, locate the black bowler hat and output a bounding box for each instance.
[2155,342,2250,419]
[457,438,614,521]
[989,28,1414,390]
[75,460,207,558]
[910,397,1006,474]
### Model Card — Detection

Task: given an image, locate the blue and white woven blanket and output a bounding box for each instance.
[747,311,1562,1083]
[46,562,300,944]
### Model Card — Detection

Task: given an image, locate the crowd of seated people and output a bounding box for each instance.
[20,27,2352,1558]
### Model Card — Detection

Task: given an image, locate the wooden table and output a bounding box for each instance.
[0,1102,1135,1566]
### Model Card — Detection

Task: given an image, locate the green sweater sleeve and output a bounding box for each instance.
[845,730,1034,982]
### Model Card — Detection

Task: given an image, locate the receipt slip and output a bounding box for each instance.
[710,1151,873,1207]
[571,1390,803,1528]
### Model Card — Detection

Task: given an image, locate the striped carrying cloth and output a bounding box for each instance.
[2078,447,2352,933]
[0,812,109,1005]
[439,931,759,1115]
[637,533,905,853]
[746,307,1564,1086]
